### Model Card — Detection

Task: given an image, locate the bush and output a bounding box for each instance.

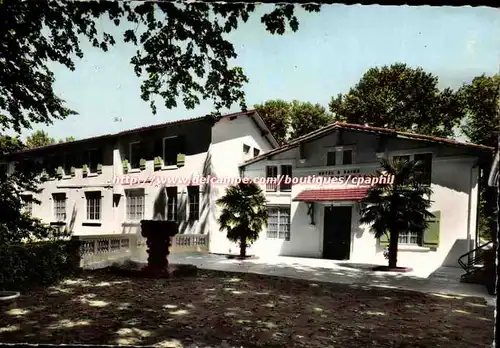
[0,239,81,291]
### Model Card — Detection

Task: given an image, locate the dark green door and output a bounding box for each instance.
[322,206,352,260]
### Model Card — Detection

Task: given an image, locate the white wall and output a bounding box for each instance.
[208,114,275,255]
[242,129,482,272]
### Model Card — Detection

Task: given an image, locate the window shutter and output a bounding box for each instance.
[379,232,389,246]
[423,211,440,247]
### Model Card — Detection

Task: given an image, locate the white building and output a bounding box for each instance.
[227,122,493,272]
[2,111,277,258]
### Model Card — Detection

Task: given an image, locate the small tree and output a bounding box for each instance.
[359,158,434,268]
[216,182,268,258]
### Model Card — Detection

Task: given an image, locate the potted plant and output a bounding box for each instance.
[82,164,88,176]
[56,166,64,179]
[97,163,103,174]
[154,157,162,171]
[177,153,185,167]
[140,158,147,170]
[70,166,76,177]
[0,291,20,311]
[122,160,129,174]
[40,169,49,181]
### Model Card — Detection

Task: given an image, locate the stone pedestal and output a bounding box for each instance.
[140,220,178,277]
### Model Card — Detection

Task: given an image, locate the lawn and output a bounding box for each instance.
[0,269,494,347]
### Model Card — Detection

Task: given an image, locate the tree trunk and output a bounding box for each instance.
[388,229,399,268]
[239,237,247,258]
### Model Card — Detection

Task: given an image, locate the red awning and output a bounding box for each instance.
[293,187,369,202]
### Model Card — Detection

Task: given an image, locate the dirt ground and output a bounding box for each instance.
[0,269,494,347]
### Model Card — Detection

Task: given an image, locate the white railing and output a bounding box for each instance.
[170,234,209,253]
[73,234,136,269]
[72,233,209,268]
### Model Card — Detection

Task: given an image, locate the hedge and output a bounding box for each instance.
[0,239,82,291]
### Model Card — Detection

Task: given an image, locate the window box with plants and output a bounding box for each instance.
[122,160,129,174]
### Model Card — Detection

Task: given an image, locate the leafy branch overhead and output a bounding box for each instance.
[0,1,320,133]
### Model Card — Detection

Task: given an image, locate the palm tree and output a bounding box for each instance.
[360,158,434,268]
[216,182,268,258]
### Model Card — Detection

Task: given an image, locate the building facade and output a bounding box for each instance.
[2,111,277,258]
[230,122,493,272]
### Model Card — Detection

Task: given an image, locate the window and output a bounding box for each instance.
[45,155,57,177]
[163,137,180,166]
[280,165,292,191]
[166,186,178,221]
[22,195,33,216]
[188,186,199,221]
[63,153,72,175]
[86,191,101,220]
[343,150,353,165]
[53,193,66,221]
[398,231,420,245]
[126,189,144,221]
[266,166,278,192]
[129,142,142,169]
[0,163,8,175]
[267,207,290,240]
[243,144,250,154]
[326,151,336,166]
[253,148,260,157]
[84,149,101,173]
[392,153,432,186]
[414,153,432,186]
[326,147,354,166]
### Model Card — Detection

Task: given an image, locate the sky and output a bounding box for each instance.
[22,4,500,142]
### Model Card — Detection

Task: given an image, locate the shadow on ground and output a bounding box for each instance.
[0,269,493,348]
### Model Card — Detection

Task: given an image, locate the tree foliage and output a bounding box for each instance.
[458,74,500,242]
[0,135,65,245]
[254,99,333,144]
[360,158,433,268]
[0,1,320,133]
[216,182,268,258]
[26,130,56,148]
[329,63,464,138]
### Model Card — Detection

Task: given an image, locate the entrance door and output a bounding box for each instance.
[323,206,352,260]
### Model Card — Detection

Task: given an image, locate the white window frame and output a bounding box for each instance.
[266,206,291,241]
[265,165,278,192]
[187,186,200,221]
[125,189,145,221]
[279,164,293,192]
[166,187,178,221]
[162,136,179,167]
[129,141,141,170]
[325,146,356,166]
[398,231,420,245]
[85,191,102,221]
[53,193,67,221]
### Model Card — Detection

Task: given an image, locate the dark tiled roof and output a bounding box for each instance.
[13,110,265,155]
[293,187,369,202]
[241,121,494,167]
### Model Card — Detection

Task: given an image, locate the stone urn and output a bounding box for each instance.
[0,291,20,310]
[140,220,178,277]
